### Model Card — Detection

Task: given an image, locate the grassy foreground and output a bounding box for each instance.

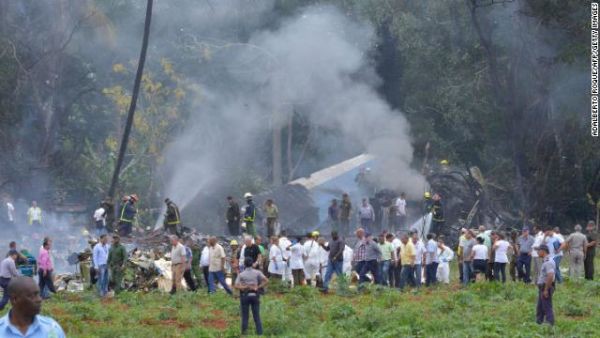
[2,275,599,337]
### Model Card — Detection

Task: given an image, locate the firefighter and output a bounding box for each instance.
[423,191,433,214]
[163,198,182,236]
[431,193,445,235]
[243,193,257,236]
[118,195,138,237]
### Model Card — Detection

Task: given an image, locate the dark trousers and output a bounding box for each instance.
[360,219,373,233]
[266,218,276,238]
[38,270,56,297]
[183,269,197,291]
[584,252,595,280]
[516,254,532,283]
[389,264,401,288]
[0,277,10,310]
[292,269,305,286]
[399,265,415,289]
[241,294,263,335]
[425,263,438,286]
[458,261,464,283]
[323,260,343,291]
[202,266,210,287]
[227,220,240,236]
[119,222,132,237]
[493,262,507,283]
[357,260,378,285]
[536,286,555,325]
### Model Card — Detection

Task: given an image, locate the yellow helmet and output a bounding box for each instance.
[440,159,449,165]
[424,191,431,199]
[311,231,320,237]
[230,240,238,246]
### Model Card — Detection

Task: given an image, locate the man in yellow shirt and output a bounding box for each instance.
[399,234,416,289]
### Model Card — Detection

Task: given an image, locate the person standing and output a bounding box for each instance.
[170,235,187,295]
[92,235,110,297]
[436,237,454,284]
[457,228,468,284]
[388,233,401,288]
[584,221,598,280]
[430,193,445,234]
[191,241,204,288]
[470,237,489,282]
[118,195,138,237]
[200,243,211,288]
[183,240,197,292]
[552,227,565,283]
[93,203,107,238]
[239,236,262,271]
[565,224,588,279]
[321,231,345,293]
[328,199,340,232]
[395,193,407,231]
[27,201,42,227]
[399,234,416,289]
[303,232,321,286]
[268,237,285,280]
[531,225,545,283]
[243,193,257,236]
[339,194,352,236]
[207,237,232,295]
[516,227,535,283]
[230,240,240,287]
[492,233,510,283]
[263,200,279,238]
[359,232,381,286]
[461,231,476,286]
[412,232,426,287]
[425,234,439,286]
[37,239,56,299]
[5,198,15,227]
[0,277,66,337]
[535,244,556,326]
[288,238,306,286]
[163,199,182,236]
[378,234,394,286]
[234,257,269,336]
[226,196,241,236]
[358,198,375,233]
[107,235,126,294]
[0,250,20,310]
[508,230,519,282]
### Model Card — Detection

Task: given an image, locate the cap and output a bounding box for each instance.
[537,244,549,252]
[230,240,238,246]
[522,226,530,232]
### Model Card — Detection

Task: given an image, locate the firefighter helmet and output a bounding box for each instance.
[424,191,432,199]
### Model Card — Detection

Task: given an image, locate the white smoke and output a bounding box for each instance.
[160,5,427,218]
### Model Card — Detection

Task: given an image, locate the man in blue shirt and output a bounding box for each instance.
[92,234,110,297]
[0,276,66,337]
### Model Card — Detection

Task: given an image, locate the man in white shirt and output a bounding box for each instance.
[531,225,545,283]
[492,233,510,283]
[303,232,321,286]
[395,193,407,231]
[425,233,439,286]
[200,243,210,287]
[93,204,107,237]
[552,227,565,283]
[288,237,305,286]
[436,237,454,284]
[268,237,286,279]
[389,233,401,288]
[278,231,292,283]
[207,236,232,295]
[411,232,426,287]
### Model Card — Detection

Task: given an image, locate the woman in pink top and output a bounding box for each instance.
[37,238,56,298]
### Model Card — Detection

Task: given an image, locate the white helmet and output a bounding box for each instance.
[244,192,253,199]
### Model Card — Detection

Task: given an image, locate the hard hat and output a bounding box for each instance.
[311,231,320,237]
[82,229,90,237]
[244,192,253,199]
[424,191,431,199]
[440,159,449,165]
[230,240,238,246]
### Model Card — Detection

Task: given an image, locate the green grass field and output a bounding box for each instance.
[2,266,599,337]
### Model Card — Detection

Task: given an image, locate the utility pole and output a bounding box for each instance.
[108,0,154,198]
